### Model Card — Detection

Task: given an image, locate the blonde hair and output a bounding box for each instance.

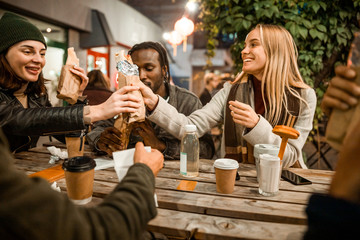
[256,24,309,126]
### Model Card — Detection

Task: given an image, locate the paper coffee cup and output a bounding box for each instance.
[213,158,239,194]
[62,156,96,205]
[65,134,85,159]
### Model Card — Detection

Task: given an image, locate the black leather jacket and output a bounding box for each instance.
[0,88,86,153]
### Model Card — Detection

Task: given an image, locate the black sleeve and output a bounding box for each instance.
[0,103,86,135]
[304,194,360,240]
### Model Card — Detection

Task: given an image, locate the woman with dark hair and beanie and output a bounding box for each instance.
[0,12,142,153]
[83,69,113,105]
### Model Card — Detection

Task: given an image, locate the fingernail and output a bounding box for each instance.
[340,103,349,109]
[349,98,358,106]
[355,88,360,96]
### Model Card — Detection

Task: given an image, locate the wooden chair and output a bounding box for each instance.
[306,121,335,170]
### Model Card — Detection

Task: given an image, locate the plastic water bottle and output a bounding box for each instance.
[180,124,199,177]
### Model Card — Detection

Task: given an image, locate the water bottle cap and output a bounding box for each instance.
[185,124,196,132]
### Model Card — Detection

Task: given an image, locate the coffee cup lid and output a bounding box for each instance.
[254,144,279,158]
[62,156,96,172]
[213,158,239,170]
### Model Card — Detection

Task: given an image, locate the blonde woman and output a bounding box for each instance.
[137,24,316,168]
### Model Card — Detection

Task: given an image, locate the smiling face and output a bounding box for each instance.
[131,48,166,97]
[241,28,267,80]
[5,40,46,83]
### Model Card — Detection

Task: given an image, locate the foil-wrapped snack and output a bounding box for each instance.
[116,60,139,76]
[113,50,146,151]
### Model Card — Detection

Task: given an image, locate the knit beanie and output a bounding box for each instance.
[0,12,47,54]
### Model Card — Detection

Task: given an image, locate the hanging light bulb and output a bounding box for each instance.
[168,30,183,57]
[174,16,194,52]
[186,1,198,12]
[162,32,171,41]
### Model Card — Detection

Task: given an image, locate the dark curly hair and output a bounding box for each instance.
[128,41,171,83]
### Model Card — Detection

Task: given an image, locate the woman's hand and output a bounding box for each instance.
[69,65,89,96]
[321,65,360,116]
[134,80,159,111]
[229,100,259,129]
[88,86,142,123]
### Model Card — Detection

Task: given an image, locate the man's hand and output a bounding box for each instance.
[132,120,166,152]
[97,127,124,155]
[321,65,360,116]
[135,80,159,111]
[329,117,360,204]
[134,142,164,176]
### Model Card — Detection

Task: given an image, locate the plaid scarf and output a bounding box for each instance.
[224,75,301,164]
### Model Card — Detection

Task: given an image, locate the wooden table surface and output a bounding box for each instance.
[14,143,334,240]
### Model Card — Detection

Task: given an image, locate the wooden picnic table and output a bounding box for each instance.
[13,143,334,240]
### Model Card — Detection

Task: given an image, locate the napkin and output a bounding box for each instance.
[51,182,61,192]
[112,147,158,207]
[113,147,151,182]
[47,146,68,163]
[94,157,114,171]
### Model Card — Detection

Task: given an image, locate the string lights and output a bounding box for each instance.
[163,0,198,55]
